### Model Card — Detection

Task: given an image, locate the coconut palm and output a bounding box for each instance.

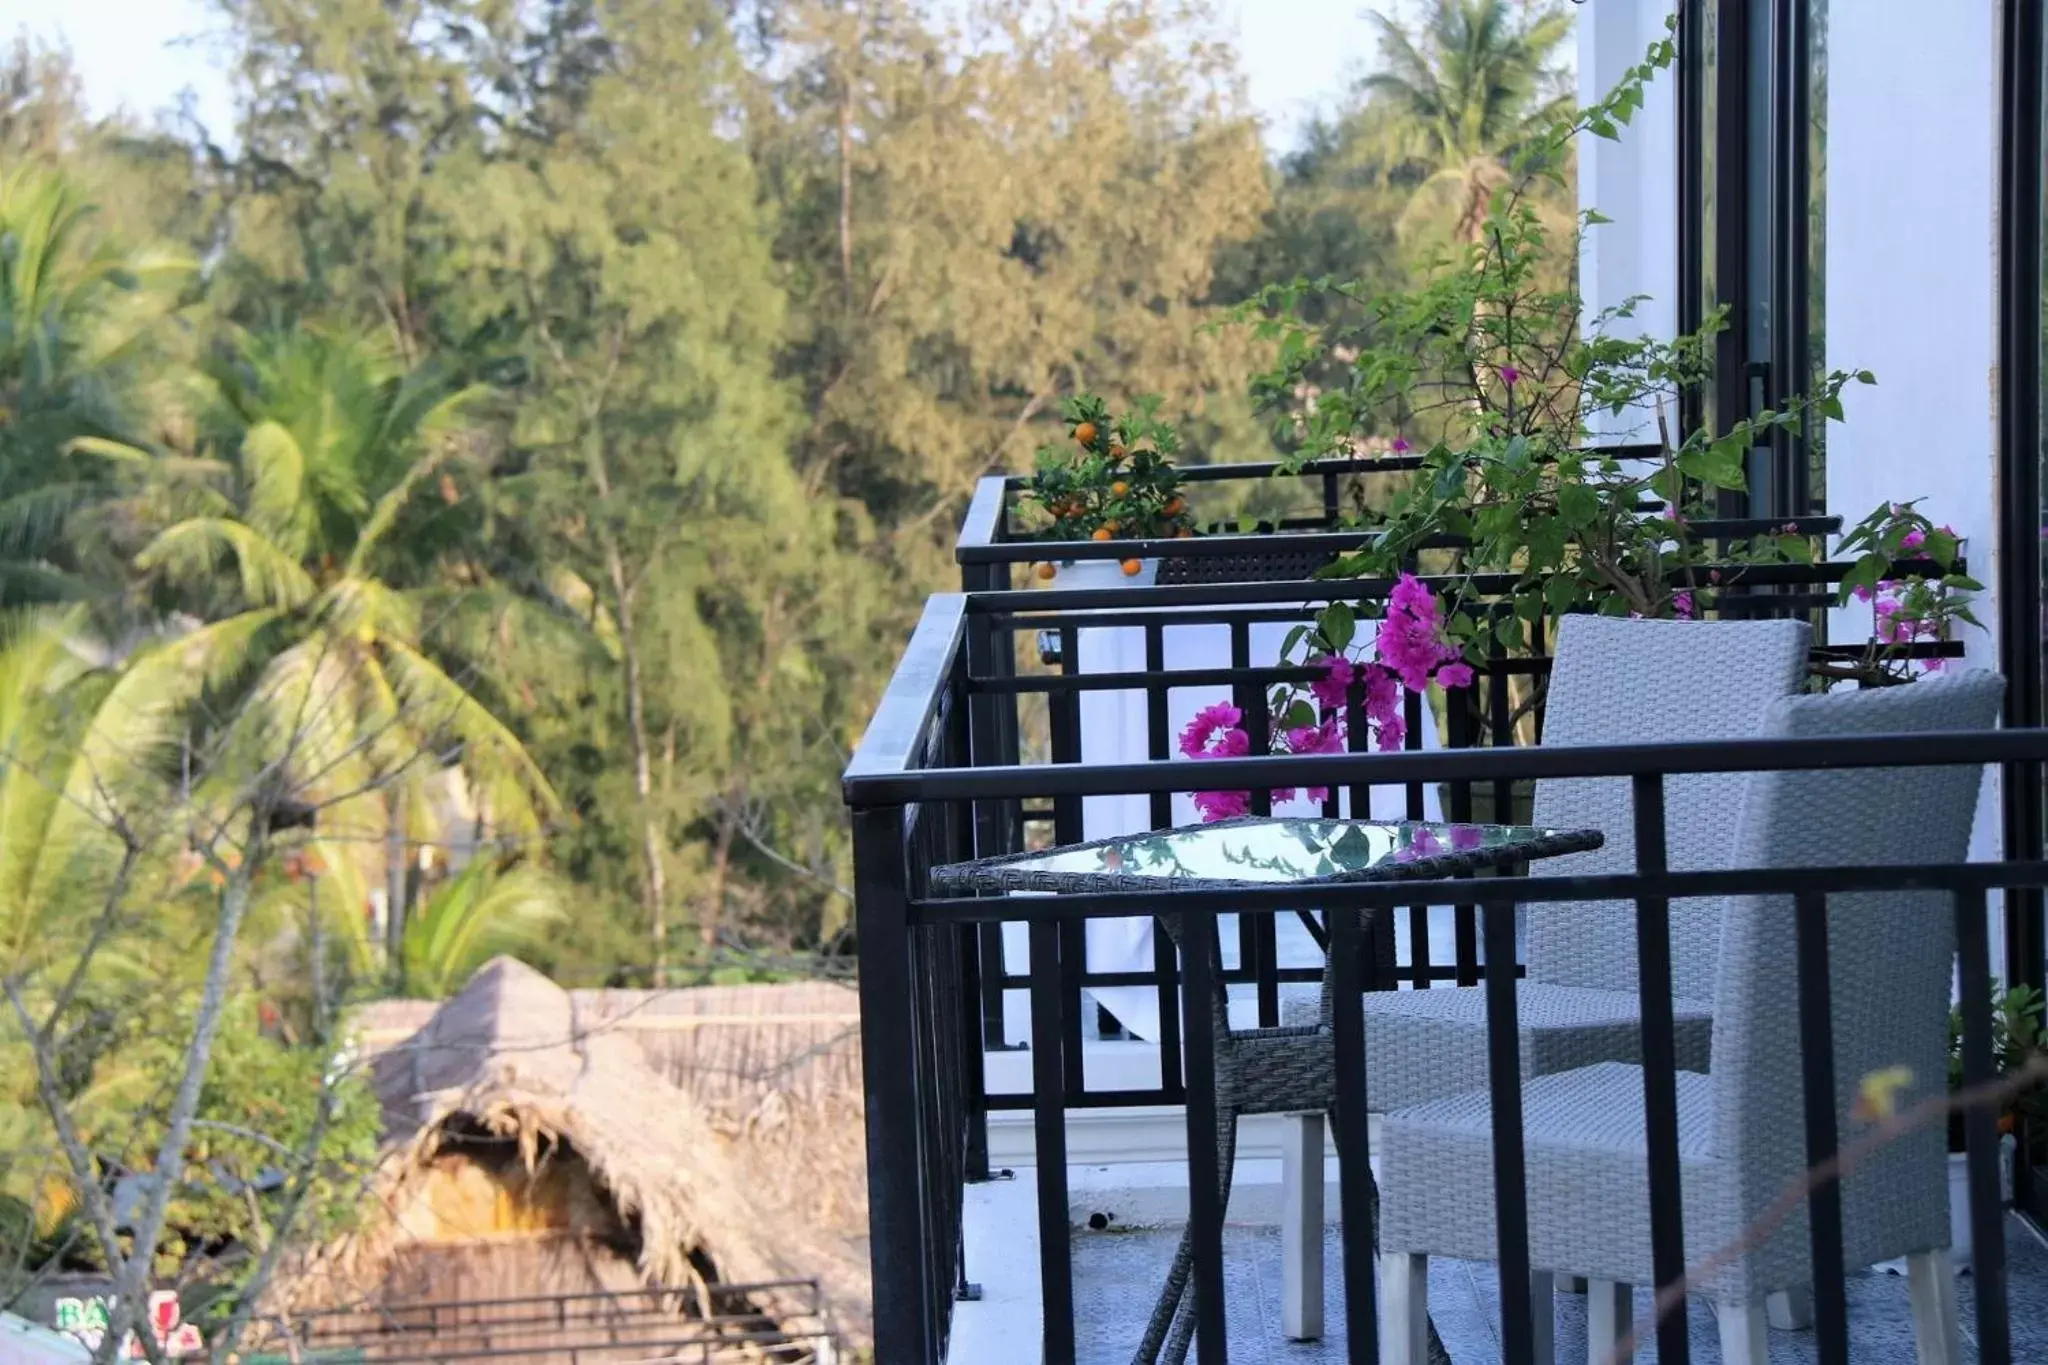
[0,167,191,606]
[1365,0,1576,242]
[92,327,559,947]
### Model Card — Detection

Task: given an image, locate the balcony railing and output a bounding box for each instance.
[843,506,2033,1363]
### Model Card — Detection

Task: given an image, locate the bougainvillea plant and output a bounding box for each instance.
[1018,394,1195,579]
[1179,573,1472,820]
[1233,20,1976,692]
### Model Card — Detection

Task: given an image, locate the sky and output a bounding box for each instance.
[7,0,1395,154]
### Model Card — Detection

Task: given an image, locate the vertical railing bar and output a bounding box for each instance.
[1488,629,1512,822]
[1051,627,1086,1097]
[1405,686,1432,989]
[1322,470,1341,527]
[1482,896,1536,1365]
[963,566,1015,1060]
[1792,890,1849,1365]
[1145,622,1183,1102]
[1178,913,1230,1363]
[1146,624,1172,830]
[1234,620,1281,1028]
[947,665,992,1187]
[1154,921,1186,1104]
[852,805,936,1363]
[1630,772,1691,1365]
[1328,897,1381,1365]
[1447,687,1479,987]
[1029,918,1076,1363]
[1956,885,2012,1365]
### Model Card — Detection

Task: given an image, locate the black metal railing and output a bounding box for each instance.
[951,551,1965,1116]
[846,589,2038,1365]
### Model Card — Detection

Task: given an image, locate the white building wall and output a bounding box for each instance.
[1579,0,1677,446]
[1824,0,2004,969]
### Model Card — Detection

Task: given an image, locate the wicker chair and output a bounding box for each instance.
[1271,615,1812,1336]
[1136,617,1812,1361]
[1375,668,2002,1365]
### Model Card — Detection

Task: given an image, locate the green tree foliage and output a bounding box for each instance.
[0,0,1611,1335]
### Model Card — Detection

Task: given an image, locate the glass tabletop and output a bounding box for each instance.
[930,817,1602,895]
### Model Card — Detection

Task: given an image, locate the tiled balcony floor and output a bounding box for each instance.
[1068,1217,2048,1363]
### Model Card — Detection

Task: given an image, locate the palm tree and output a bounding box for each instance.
[94,327,559,957]
[1365,0,1576,242]
[0,167,190,606]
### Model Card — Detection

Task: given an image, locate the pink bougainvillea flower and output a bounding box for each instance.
[1449,824,1484,851]
[1852,583,1875,603]
[1377,575,1469,692]
[1391,436,1412,454]
[1286,718,1345,804]
[1709,568,1723,585]
[1192,789,1252,822]
[1672,591,1695,620]
[1783,522,1800,535]
[1309,655,1354,710]
[1436,661,1475,689]
[1499,364,1521,388]
[1901,527,1927,550]
[1180,702,1245,759]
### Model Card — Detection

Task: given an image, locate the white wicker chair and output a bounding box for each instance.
[1375,667,2002,1365]
[1275,615,1812,1334]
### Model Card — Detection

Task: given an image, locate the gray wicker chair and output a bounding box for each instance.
[1273,615,1812,1333]
[1136,617,1811,1361]
[1375,667,2002,1365]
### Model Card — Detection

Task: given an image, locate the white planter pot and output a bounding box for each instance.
[1945,1137,2015,1272]
[1052,557,1159,590]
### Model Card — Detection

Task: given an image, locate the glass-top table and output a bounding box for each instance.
[930,816,1603,896]
[931,816,1602,1365]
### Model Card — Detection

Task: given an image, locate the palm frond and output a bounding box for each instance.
[241,420,314,560]
[401,859,564,997]
[135,518,317,610]
[376,638,561,830]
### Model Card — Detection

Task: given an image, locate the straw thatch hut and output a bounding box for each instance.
[271,958,867,1353]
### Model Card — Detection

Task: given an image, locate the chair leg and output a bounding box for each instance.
[1906,1248,1961,1365]
[1279,1112,1324,1340]
[1768,1285,1814,1330]
[1714,1298,1769,1365]
[1530,1270,1556,1365]
[1381,1252,1429,1365]
[1157,1107,1240,1365]
[1586,1281,1632,1365]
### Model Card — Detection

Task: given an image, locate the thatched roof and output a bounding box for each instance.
[280,959,869,1344]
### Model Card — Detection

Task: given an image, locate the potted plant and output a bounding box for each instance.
[1943,983,2046,1269]
[1018,394,1194,588]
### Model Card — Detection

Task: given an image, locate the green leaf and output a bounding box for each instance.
[1284,700,1317,730]
[1556,483,1598,530]
[1495,616,1523,651]
[1321,600,1357,653]
[1544,574,1579,617]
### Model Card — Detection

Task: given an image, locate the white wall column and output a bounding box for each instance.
[1579,0,1679,447]
[1824,0,2003,957]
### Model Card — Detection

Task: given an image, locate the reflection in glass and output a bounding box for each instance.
[950,819,1569,888]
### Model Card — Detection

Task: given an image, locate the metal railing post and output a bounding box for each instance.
[853,804,936,1363]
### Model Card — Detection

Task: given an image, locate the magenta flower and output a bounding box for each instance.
[1902,527,1927,551]
[1180,702,1246,759]
[1436,661,1474,689]
[1783,522,1800,535]
[1192,790,1252,822]
[1499,365,1521,388]
[1376,575,1469,693]
[1391,437,1411,454]
[1286,718,1345,804]
[1309,656,1354,710]
[1672,591,1695,620]
[1852,583,1875,603]
[1449,825,1484,851]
